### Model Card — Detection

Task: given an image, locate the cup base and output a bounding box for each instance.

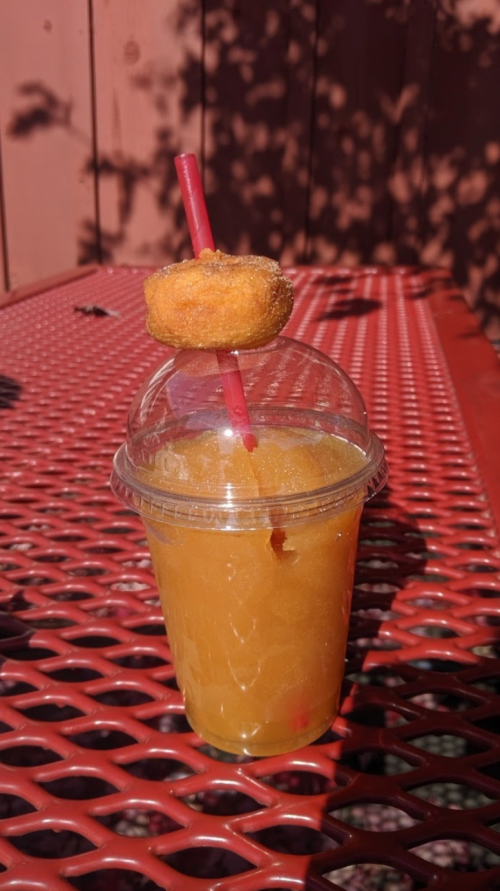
[185,711,334,757]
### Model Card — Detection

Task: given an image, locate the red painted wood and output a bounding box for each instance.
[0,0,95,287]
[91,0,203,267]
[0,152,7,291]
[0,0,498,344]
[203,0,292,258]
[280,0,318,265]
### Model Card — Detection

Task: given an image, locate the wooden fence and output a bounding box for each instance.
[1,0,499,338]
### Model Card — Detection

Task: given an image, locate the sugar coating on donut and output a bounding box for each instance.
[144,249,294,350]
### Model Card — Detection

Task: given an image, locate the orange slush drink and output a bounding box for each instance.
[143,425,366,756]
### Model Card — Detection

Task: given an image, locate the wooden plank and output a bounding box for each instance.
[0,139,7,290]
[92,0,203,267]
[280,0,318,265]
[203,0,293,259]
[388,0,436,268]
[307,0,419,264]
[0,0,95,288]
[419,6,500,341]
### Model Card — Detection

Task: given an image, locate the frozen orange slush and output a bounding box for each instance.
[111,337,388,756]
[142,425,365,755]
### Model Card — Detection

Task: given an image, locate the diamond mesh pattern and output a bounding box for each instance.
[1,266,500,890]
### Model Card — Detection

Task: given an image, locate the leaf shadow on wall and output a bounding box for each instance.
[6,0,500,340]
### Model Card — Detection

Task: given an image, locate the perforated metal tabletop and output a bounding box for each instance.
[1,266,500,891]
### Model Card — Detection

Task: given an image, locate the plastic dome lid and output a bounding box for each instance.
[111,336,388,529]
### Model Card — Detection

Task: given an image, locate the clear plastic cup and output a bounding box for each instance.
[111,336,388,755]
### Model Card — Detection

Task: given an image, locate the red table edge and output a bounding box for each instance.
[425,268,500,537]
[0,264,100,309]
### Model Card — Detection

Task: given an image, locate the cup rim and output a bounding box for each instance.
[111,429,388,530]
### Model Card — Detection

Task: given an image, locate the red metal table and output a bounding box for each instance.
[1,265,500,891]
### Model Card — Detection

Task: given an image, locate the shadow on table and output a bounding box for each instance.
[318,296,381,321]
[0,485,427,888]
[0,612,34,664]
[0,375,22,409]
[309,270,382,322]
[4,484,496,887]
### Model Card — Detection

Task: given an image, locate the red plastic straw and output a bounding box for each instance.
[175,154,215,255]
[175,154,256,451]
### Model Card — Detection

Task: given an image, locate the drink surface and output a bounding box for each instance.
[146,423,367,499]
[144,426,365,755]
